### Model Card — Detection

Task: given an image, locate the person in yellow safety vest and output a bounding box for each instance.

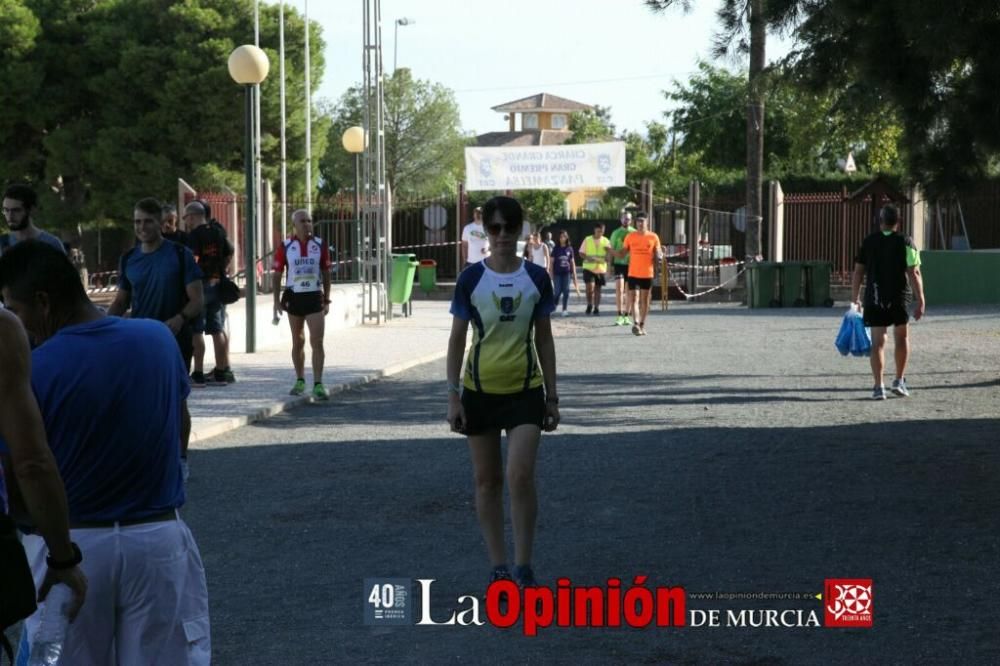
[578,222,612,316]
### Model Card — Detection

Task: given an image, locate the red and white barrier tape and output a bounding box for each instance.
[390,240,460,251]
[668,267,747,299]
[664,259,748,271]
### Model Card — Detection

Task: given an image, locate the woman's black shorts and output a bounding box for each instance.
[281,289,324,317]
[627,276,653,290]
[461,386,545,435]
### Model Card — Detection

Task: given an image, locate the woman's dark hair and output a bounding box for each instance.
[0,240,87,310]
[557,229,569,245]
[481,196,523,228]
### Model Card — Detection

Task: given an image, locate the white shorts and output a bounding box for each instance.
[18,515,210,665]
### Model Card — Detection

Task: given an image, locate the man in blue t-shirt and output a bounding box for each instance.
[107,198,203,475]
[0,183,66,256]
[0,241,210,664]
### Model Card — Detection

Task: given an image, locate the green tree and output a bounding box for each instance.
[517,190,566,227]
[565,105,616,144]
[665,62,904,175]
[788,0,1000,193]
[0,0,327,229]
[646,0,807,257]
[319,68,466,199]
[665,62,749,170]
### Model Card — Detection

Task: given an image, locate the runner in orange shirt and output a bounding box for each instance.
[613,212,662,336]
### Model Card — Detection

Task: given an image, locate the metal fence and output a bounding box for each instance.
[391,194,459,279]
[782,192,906,284]
[927,180,1000,250]
[79,178,1000,296]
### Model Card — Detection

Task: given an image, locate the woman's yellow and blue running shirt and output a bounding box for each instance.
[450,260,555,394]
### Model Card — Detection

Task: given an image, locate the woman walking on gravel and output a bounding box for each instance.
[446,195,560,588]
[549,229,577,317]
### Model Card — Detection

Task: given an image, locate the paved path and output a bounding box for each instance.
[181,300,1000,664]
[187,301,452,444]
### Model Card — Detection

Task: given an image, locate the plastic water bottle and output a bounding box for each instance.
[27,583,72,666]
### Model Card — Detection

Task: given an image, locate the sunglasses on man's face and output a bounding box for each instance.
[485,220,520,235]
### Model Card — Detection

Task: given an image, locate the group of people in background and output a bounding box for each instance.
[461,205,664,336]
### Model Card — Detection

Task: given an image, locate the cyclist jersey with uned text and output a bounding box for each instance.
[273,236,331,293]
[450,260,555,394]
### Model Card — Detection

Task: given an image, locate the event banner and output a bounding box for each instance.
[464,142,626,191]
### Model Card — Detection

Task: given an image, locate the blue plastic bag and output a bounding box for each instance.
[835,305,871,357]
[850,312,872,357]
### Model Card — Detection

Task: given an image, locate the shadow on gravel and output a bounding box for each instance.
[244,369,999,432]
[186,416,1000,665]
[655,306,839,318]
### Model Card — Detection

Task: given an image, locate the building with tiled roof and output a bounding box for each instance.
[474,94,605,215]
[476,93,593,147]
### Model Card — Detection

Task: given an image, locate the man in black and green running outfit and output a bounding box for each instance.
[851,203,926,400]
[609,211,635,326]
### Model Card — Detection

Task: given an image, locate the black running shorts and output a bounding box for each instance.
[613,263,629,278]
[461,386,545,435]
[281,289,324,317]
[582,269,606,287]
[627,276,653,290]
[863,302,909,328]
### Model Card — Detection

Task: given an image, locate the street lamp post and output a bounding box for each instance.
[393,18,414,72]
[341,126,366,282]
[228,44,270,354]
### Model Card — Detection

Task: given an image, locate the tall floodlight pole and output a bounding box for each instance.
[228,45,270,354]
[376,0,390,322]
[361,0,388,324]
[304,0,312,211]
[393,18,414,72]
[279,0,287,235]
[254,0,263,257]
[342,126,365,281]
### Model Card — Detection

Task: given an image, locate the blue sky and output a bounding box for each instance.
[288,0,793,137]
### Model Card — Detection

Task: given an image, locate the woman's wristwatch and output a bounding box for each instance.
[47,542,83,570]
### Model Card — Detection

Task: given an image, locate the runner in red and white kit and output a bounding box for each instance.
[273,209,332,400]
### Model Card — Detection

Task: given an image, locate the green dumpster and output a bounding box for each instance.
[780,261,807,307]
[746,262,781,308]
[417,259,437,294]
[804,261,834,307]
[390,254,419,313]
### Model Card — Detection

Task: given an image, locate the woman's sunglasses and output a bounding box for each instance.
[485,220,521,235]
